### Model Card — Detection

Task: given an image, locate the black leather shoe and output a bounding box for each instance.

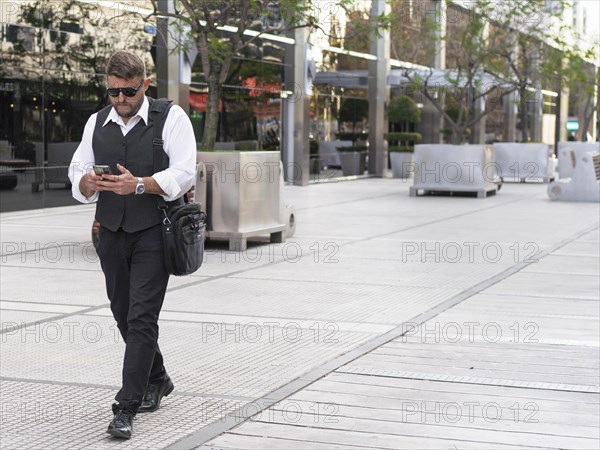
[106,404,135,439]
[138,376,174,413]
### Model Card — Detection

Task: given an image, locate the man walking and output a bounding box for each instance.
[69,51,197,438]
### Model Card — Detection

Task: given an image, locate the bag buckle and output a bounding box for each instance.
[159,206,171,225]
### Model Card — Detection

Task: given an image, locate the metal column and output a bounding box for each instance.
[156,0,187,110]
[503,91,517,142]
[367,0,390,176]
[419,0,446,144]
[283,27,310,186]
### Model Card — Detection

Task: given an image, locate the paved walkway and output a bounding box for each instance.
[1,179,598,449]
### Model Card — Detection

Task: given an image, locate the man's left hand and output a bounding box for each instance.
[96,163,138,195]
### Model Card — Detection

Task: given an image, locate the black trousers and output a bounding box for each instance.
[97,224,170,411]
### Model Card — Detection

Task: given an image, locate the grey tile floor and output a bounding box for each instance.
[1,178,598,449]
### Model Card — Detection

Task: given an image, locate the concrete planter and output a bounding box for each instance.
[557,142,600,179]
[389,152,413,178]
[339,151,366,176]
[196,151,287,250]
[318,140,352,168]
[309,157,321,174]
[493,143,554,182]
[409,144,498,198]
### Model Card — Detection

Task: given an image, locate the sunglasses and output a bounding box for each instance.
[106,81,143,98]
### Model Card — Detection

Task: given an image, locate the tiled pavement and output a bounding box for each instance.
[1,178,598,449]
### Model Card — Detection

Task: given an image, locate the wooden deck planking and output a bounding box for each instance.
[278,391,600,432]
[245,410,599,449]
[203,420,544,450]
[309,373,600,406]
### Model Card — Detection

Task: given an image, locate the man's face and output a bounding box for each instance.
[106,75,150,120]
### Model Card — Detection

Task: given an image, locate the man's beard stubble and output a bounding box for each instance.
[113,95,144,119]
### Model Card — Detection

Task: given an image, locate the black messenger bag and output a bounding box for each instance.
[151,98,207,276]
[158,199,206,276]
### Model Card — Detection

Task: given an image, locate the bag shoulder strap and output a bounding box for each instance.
[148,98,175,212]
[149,97,174,174]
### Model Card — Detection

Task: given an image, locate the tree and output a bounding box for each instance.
[390,0,439,67]
[388,95,420,131]
[571,62,600,141]
[336,8,370,71]
[148,0,386,150]
[386,95,421,151]
[398,0,592,144]
[147,1,305,149]
[485,0,572,142]
[338,97,368,133]
[401,1,510,144]
[549,31,599,141]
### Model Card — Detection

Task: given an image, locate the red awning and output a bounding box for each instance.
[189,93,222,113]
[242,78,281,97]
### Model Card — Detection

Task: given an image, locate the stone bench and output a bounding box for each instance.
[548,150,600,202]
[557,142,600,179]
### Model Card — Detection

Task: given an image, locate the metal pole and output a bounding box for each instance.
[156,0,182,104]
[554,81,561,156]
[367,0,390,176]
[34,0,48,193]
[283,27,309,185]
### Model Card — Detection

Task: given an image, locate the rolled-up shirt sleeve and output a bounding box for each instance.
[69,114,99,204]
[152,105,197,201]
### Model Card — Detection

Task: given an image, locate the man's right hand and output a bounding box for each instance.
[79,171,104,199]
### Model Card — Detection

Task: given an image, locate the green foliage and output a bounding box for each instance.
[444,103,468,123]
[386,130,420,154]
[335,132,368,142]
[175,0,382,149]
[480,0,588,141]
[387,94,421,150]
[233,47,281,84]
[384,132,421,142]
[337,145,368,153]
[390,1,440,67]
[400,1,496,143]
[388,96,421,125]
[338,98,368,125]
[397,0,590,144]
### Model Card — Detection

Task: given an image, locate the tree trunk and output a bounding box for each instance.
[580,95,593,142]
[452,130,462,145]
[201,76,221,150]
[451,125,467,145]
[518,89,530,142]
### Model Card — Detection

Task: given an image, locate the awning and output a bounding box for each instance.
[313,71,370,89]
[189,93,222,113]
[314,69,508,90]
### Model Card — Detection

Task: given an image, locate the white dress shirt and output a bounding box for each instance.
[69,97,197,203]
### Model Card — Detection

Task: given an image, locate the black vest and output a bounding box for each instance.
[93,97,168,233]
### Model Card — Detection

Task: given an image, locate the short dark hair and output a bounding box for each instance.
[106,51,146,80]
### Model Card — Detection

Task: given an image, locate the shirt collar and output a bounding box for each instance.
[103,96,149,127]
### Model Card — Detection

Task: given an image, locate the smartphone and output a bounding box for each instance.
[93,165,113,176]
